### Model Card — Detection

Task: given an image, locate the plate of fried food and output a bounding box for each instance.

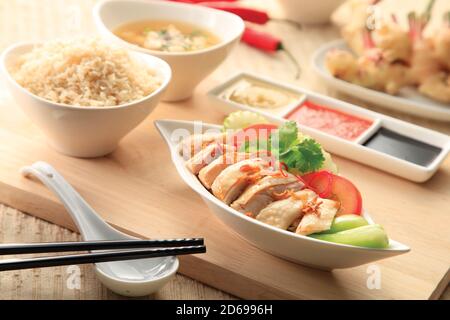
[313,0,450,121]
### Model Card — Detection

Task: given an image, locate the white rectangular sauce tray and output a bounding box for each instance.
[208,72,450,182]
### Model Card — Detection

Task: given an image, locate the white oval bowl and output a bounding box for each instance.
[93,0,245,101]
[155,119,410,270]
[0,41,172,158]
[312,40,450,122]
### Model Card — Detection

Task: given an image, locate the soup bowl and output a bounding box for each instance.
[94,0,245,102]
[0,42,171,158]
[155,119,410,270]
[277,0,345,24]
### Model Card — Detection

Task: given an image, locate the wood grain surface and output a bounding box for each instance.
[0,0,449,300]
[0,205,235,299]
[0,204,446,300]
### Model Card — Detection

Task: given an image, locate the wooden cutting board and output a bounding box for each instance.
[0,81,448,300]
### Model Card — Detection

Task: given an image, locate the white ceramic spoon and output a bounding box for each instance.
[21,161,179,297]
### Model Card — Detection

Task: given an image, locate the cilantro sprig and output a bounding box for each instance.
[238,121,324,174]
[273,121,324,174]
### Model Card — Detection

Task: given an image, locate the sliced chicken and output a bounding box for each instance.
[211,158,270,205]
[198,152,249,189]
[257,189,314,230]
[231,173,304,217]
[296,197,339,236]
[256,189,339,236]
[178,132,226,160]
[186,143,235,175]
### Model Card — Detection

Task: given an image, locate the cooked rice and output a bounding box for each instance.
[10,37,161,107]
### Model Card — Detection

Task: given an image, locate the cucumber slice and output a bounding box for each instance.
[223,111,269,131]
[319,214,369,234]
[309,224,389,248]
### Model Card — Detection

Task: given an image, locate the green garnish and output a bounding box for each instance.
[190,30,203,37]
[279,139,324,173]
[273,121,325,174]
[236,121,325,174]
[277,121,298,151]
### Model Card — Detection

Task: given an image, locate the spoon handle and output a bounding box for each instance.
[21,161,124,241]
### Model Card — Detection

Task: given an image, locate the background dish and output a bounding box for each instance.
[313,40,450,122]
[1,41,171,158]
[94,0,244,101]
[277,0,345,24]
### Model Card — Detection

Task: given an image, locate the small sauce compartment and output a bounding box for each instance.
[286,100,376,142]
[215,76,305,117]
[363,127,443,167]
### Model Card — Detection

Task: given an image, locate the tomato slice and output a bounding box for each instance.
[330,175,363,215]
[232,124,278,149]
[301,170,363,215]
[303,170,333,198]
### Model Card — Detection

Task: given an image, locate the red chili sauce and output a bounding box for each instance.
[286,101,373,141]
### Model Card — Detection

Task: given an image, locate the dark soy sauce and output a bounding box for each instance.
[363,128,442,167]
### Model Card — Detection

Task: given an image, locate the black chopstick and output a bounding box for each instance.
[0,245,206,271]
[0,238,204,255]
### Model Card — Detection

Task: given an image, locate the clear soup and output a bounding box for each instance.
[114,20,220,53]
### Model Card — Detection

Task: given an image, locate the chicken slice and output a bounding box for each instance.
[296,198,339,236]
[231,173,304,217]
[179,132,226,160]
[211,158,269,205]
[256,189,339,236]
[257,189,314,230]
[198,152,249,189]
[186,143,235,175]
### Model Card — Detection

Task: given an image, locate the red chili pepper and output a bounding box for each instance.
[170,0,266,24]
[205,5,301,28]
[203,5,270,24]
[169,1,301,27]
[242,27,278,51]
[168,0,268,25]
[169,0,237,3]
[242,27,300,79]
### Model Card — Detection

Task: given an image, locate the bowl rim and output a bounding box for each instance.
[155,119,411,254]
[93,0,246,57]
[0,40,172,111]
